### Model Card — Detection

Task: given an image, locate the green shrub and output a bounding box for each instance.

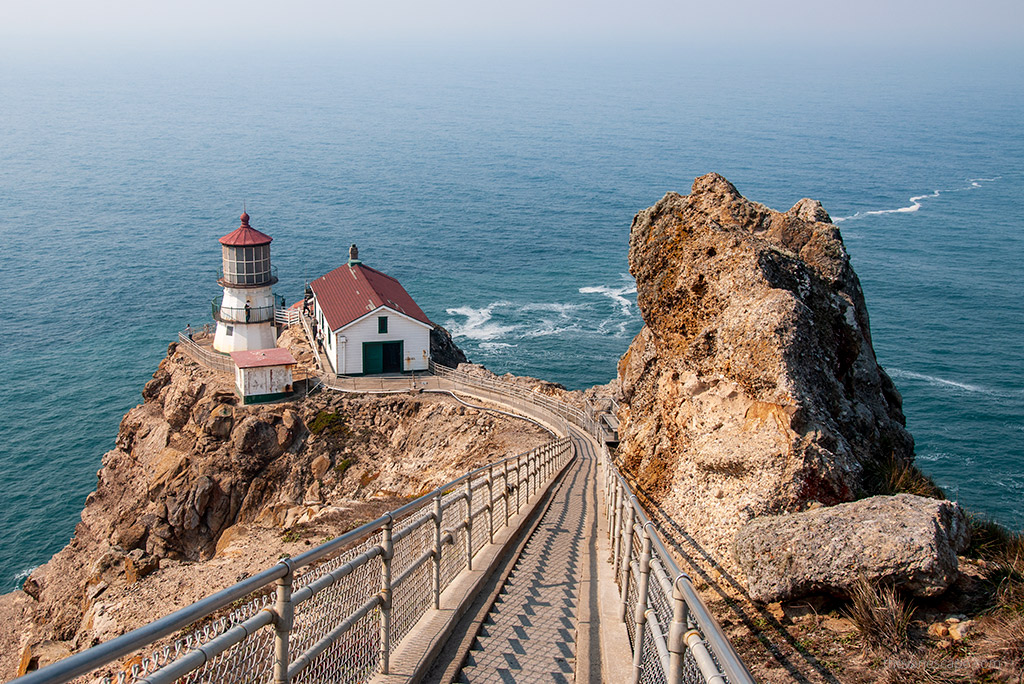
[308,411,350,437]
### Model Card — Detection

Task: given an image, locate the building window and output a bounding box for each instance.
[378,316,388,334]
[226,326,233,336]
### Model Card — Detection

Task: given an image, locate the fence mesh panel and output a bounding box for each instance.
[390,513,435,651]
[439,494,468,591]
[291,534,383,684]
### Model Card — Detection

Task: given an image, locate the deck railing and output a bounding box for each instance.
[12,437,573,684]
[176,330,234,373]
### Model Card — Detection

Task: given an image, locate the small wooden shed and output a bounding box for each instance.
[229,348,296,404]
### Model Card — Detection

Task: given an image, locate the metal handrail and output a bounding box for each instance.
[604,455,755,684]
[13,431,574,684]
[212,294,285,324]
[176,331,234,373]
[429,361,753,684]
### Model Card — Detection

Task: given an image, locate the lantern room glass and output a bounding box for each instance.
[221,244,272,286]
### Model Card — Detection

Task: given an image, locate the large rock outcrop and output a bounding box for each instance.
[734,494,969,601]
[617,173,915,572]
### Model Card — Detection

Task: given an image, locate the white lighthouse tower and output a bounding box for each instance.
[212,212,280,353]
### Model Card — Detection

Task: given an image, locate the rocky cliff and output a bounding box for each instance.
[617,173,916,573]
[1,341,548,677]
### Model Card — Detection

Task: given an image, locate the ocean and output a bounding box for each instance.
[1,46,1021,591]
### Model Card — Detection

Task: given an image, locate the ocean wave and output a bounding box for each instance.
[445,302,517,341]
[521,322,581,339]
[887,368,996,395]
[521,302,587,317]
[834,177,998,223]
[479,341,517,353]
[915,451,955,463]
[579,282,637,317]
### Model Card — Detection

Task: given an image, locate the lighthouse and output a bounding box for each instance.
[212,212,280,353]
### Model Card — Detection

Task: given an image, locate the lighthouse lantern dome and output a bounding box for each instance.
[218,213,277,287]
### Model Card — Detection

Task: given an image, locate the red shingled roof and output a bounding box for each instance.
[311,262,433,331]
[220,213,273,246]
[230,348,296,369]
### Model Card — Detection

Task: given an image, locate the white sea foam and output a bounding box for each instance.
[916,451,954,463]
[887,368,994,395]
[579,282,637,317]
[834,177,999,223]
[445,302,516,341]
[479,341,517,352]
[521,322,581,339]
[12,565,39,586]
[580,278,640,336]
[521,302,586,317]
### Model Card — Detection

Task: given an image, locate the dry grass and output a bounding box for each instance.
[844,577,916,653]
[983,614,1024,673]
[969,515,1024,615]
[864,453,945,499]
[877,655,991,684]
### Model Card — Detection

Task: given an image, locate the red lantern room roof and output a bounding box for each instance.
[219,212,273,247]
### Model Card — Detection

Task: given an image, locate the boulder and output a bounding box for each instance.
[733,493,969,602]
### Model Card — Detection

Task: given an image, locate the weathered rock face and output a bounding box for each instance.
[733,494,969,601]
[3,345,547,676]
[617,173,914,571]
[431,324,469,368]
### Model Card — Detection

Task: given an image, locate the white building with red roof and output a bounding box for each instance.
[309,245,433,375]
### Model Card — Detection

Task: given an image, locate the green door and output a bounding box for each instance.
[382,341,403,372]
[362,342,383,374]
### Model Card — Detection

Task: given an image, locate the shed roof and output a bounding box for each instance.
[230,347,296,369]
[220,213,273,247]
[310,262,432,331]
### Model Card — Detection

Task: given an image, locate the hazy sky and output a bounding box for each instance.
[2,0,1022,53]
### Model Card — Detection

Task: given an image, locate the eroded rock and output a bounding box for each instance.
[617,173,915,570]
[733,494,969,601]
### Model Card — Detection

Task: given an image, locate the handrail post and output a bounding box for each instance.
[618,503,636,622]
[612,479,623,573]
[515,455,521,515]
[486,465,494,544]
[465,479,474,571]
[503,459,510,528]
[380,517,393,674]
[631,529,654,684]
[273,560,294,684]
[667,579,690,684]
[432,493,443,609]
